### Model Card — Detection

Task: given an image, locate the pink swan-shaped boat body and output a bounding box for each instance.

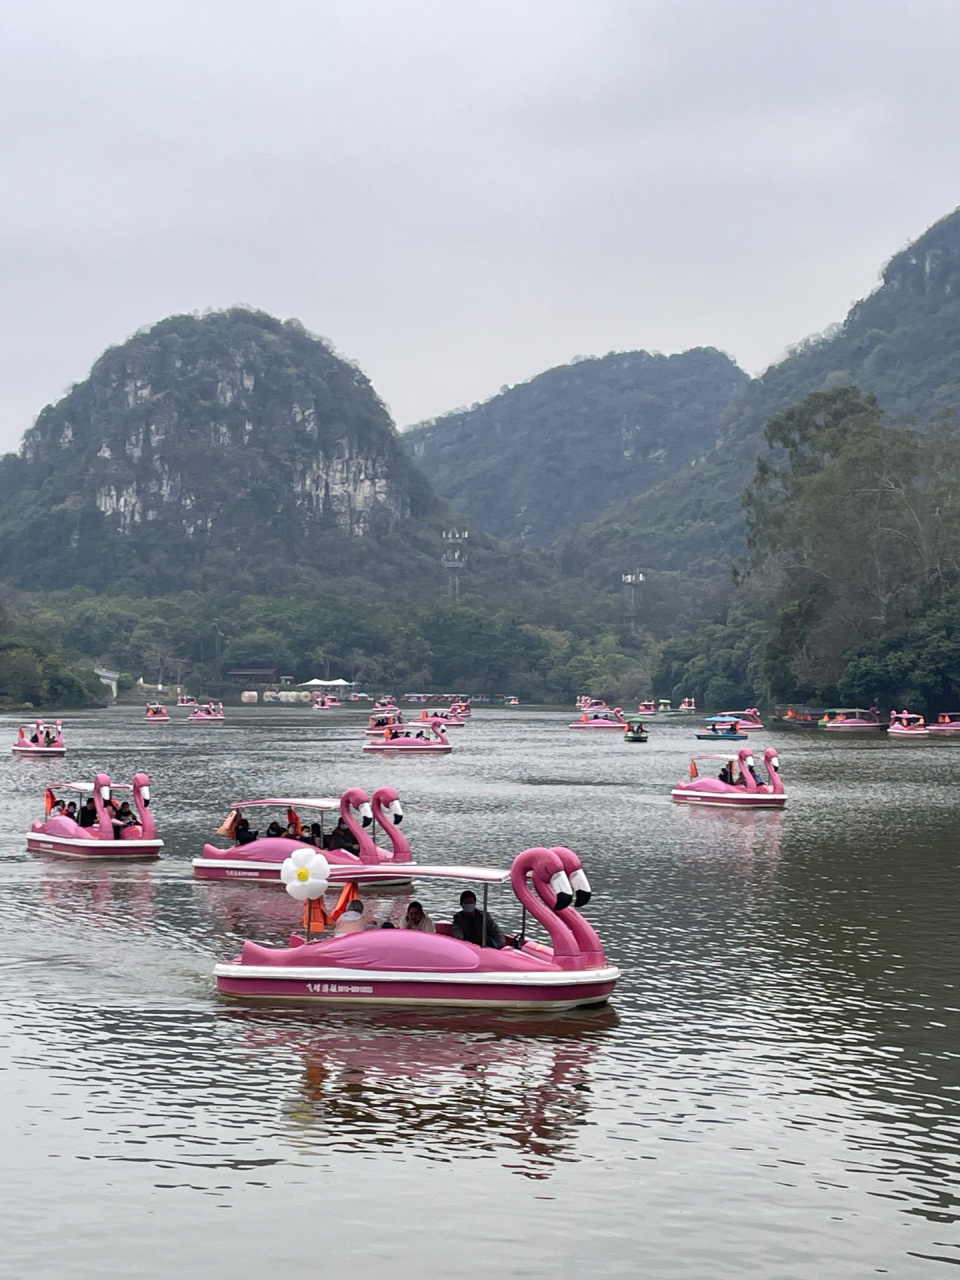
[363,717,452,754]
[569,706,625,729]
[189,701,224,721]
[213,847,620,1010]
[888,709,929,737]
[144,702,170,722]
[193,787,413,884]
[27,771,162,859]
[671,747,786,808]
[13,719,65,756]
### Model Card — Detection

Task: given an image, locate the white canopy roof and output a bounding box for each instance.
[299,678,354,687]
[324,863,510,885]
[230,797,340,810]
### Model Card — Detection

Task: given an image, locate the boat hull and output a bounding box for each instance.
[27,834,163,859]
[888,726,929,737]
[214,962,620,1010]
[362,743,452,754]
[13,745,66,756]
[927,724,960,735]
[671,788,785,808]
[569,722,623,730]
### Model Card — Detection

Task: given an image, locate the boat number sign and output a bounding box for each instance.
[307,982,374,995]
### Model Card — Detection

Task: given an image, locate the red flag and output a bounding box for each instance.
[286,807,302,837]
[302,897,331,934]
[331,880,361,920]
[44,788,57,815]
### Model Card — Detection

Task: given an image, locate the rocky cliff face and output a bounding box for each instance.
[0,310,441,591]
[403,348,748,546]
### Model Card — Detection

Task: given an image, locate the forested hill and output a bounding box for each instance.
[403,348,748,546]
[563,204,960,584]
[0,310,460,594]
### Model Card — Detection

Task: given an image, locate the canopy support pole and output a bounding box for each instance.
[482,884,488,948]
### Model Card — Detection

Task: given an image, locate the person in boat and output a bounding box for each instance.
[78,797,98,827]
[265,821,285,839]
[29,728,39,744]
[334,899,368,936]
[324,817,360,854]
[234,816,257,845]
[44,728,55,747]
[401,901,436,933]
[452,891,505,949]
[50,798,65,816]
[718,763,733,785]
[65,801,77,820]
[113,801,136,837]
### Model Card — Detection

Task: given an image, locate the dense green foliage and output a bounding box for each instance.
[654,383,960,715]
[404,348,747,547]
[8,589,656,704]
[0,606,103,708]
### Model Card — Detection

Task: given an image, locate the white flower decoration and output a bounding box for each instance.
[280,849,331,901]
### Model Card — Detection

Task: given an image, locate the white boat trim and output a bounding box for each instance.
[214,962,621,987]
[192,858,508,883]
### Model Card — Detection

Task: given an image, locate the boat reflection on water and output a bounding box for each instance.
[38,862,157,928]
[672,804,784,872]
[235,1006,617,1179]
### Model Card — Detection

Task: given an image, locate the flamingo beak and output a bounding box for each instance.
[359,802,373,827]
[549,870,574,912]
[391,801,404,825]
[141,785,150,806]
[100,785,111,802]
[570,868,592,908]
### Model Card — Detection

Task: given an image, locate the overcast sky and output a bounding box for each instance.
[1,0,960,449]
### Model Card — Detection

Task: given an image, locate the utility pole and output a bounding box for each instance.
[442,529,469,600]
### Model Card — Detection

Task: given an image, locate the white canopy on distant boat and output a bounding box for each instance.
[298,678,354,688]
[57,781,132,792]
[230,797,340,810]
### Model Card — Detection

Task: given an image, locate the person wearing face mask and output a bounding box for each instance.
[451,890,505,949]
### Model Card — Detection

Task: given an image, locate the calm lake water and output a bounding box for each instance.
[2,706,960,1278]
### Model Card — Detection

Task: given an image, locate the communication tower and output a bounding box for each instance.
[442,529,469,599]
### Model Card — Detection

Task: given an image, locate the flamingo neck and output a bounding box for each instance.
[133,781,155,839]
[371,796,411,862]
[510,851,582,969]
[341,794,379,864]
[92,781,114,841]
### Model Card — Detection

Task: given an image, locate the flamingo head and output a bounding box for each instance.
[133,772,151,805]
[373,786,403,824]
[550,847,592,908]
[766,750,780,774]
[548,869,574,912]
[343,787,373,827]
[94,771,112,804]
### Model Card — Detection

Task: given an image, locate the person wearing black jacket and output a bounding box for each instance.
[452,891,505,949]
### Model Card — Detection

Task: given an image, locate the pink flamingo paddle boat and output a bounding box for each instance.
[637,699,656,715]
[928,712,960,736]
[570,707,626,730]
[888,710,929,738]
[188,701,224,721]
[144,702,169,722]
[13,719,65,756]
[417,709,464,727]
[366,708,404,734]
[177,695,198,707]
[192,787,414,884]
[27,772,161,859]
[450,701,471,718]
[818,707,883,731]
[213,845,619,1010]
[363,717,452,755]
[370,785,413,863]
[671,747,785,808]
[710,708,764,732]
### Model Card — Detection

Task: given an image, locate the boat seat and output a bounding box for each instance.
[435,921,454,936]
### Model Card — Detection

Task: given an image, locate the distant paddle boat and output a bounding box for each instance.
[144,702,170,722]
[696,718,747,741]
[213,845,620,1011]
[671,748,786,808]
[818,707,883,731]
[576,696,608,711]
[13,719,65,756]
[188,701,224,722]
[192,788,414,884]
[363,717,453,755]
[366,708,404,734]
[177,696,198,707]
[637,699,656,715]
[27,773,161,859]
[888,710,929,738]
[417,709,464,727]
[570,707,626,730]
[622,716,648,743]
[928,712,960,736]
[707,708,764,732]
[678,697,696,713]
[450,701,471,718]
